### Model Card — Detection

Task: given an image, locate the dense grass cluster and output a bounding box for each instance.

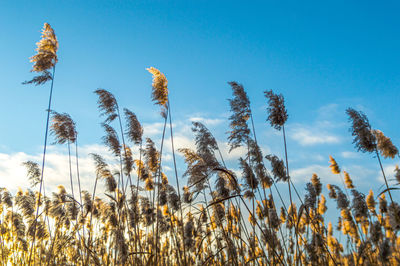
[1,22,400,266]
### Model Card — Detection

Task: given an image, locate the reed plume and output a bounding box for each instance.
[147,67,169,116]
[373,130,399,159]
[94,89,119,123]
[124,108,143,145]
[23,23,58,85]
[227,81,251,151]
[264,90,288,130]
[23,161,41,188]
[24,23,59,265]
[346,108,394,203]
[346,108,376,153]
[50,112,77,144]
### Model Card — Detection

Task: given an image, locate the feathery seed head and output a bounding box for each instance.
[264,90,288,131]
[227,81,251,151]
[94,89,118,123]
[329,156,341,174]
[343,171,355,189]
[346,108,376,153]
[50,111,77,144]
[23,161,41,188]
[373,130,399,159]
[124,108,143,145]
[266,154,288,182]
[147,67,169,116]
[24,23,58,85]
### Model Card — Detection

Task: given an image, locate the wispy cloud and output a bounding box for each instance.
[289,126,341,146]
[341,151,360,159]
[189,117,224,127]
[0,144,115,194]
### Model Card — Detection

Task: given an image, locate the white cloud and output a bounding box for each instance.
[189,117,224,126]
[379,163,399,187]
[143,122,166,136]
[290,126,341,146]
[0,144,118,195]
[341,151,360,159]
[291,164,339,184]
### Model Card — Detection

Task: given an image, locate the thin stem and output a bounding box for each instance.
[28,65,56,265]
[376,149,394,204]
[167,101,188,265]
[154,107,169,262]
[282,125,300,265]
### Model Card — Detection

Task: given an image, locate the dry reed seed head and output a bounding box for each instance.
[370,220,383,245]
[366,189,376,214]
[94,89,118,123]
[379,194,388,213]
[140,197,156,226]
[255,200,263,219]
[265,154,288,182]
[239,158,259,193]
[167,187,180,211]
[82,190,93,214]
[219,169,240,193]
[351,189,368,221]
[215,172,231,198]
[248,139,273,188]
[332,185,349,210]
[105,172,117,192]
[183,186,193,203]
[134,159,148,181]
[248,213,256,226]
[372,130,399,159]
[91,153,108,173]
[388,202,400,231]
[327,184,337,199]
[144,178,154,191]
[184,219,195,249]
[264,90,288,131]
[346,108,376,153]
[122,145,134,175]
[305,182,317,208]
[192,121,219,159]
[50,111,77,144]
[57,185,67,196]
[23,23,58,86]
[286,203,297,228]
[123,108,143,145]
[144,138,159,172]
[200,205,208,223]
[227,81,251,151]
[310,173,322,196]
[379,238,392,261]
[212,201,226,222]
[329,156,341,174]
[361,219,370,235]
[394,165,400,184]
[179,148,210,192]
[336,217,342,231]
[22,161,41,188]
[318,194,327,215]
[268,208,280,229]
[147,67,169,106]
[15,190,35,219]
[343,171,355,189]
[101,123,121,156]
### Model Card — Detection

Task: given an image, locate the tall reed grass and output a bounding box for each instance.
[3,23,400,265]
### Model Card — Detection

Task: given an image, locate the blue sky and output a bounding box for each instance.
[0,0,399,209]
